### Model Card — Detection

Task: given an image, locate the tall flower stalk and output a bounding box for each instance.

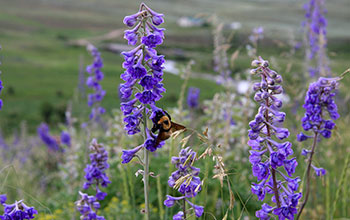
[248,57,301,219]
[120,3,165,219]
[302,0,330,77]
[296,76,340,219]
[86,44,106,122]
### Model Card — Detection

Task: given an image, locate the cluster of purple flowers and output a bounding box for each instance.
[164,147,204,219]
[302,0,329,77]
[248,57,301,219]
[120,3,165,136]
[0,45,2,110]
[76,191,105,220]
[37,123,71,151]
[76,139,110,220]
[187,87,200,109]
[297,77,339,176]
[121,105,166,163]
[0,195,38,220]
[86,44,106,121]
[60,131,71,147]
[83,139,110,199]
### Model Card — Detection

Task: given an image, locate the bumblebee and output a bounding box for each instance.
[151,110,186,145]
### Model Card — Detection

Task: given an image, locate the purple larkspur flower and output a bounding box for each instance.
[173,211,184,220]
[142,34,163,48]
[187,87,200,109]
[165,147,203,218]
[273,205,297,220]
[0,195,6,204]
[249,149,267,165]
[37,123,60,151]
[298,77,340,175]
[121,144,143,164]
[251,179,267,201]
[135,90,157,104]
[60,131,71,147]
[256,203,273,220]
[311,164,326,176]
[301,149,311,157]
[248,57,301,219]
[163,195,185,207]
[297,132,310,142]
[187,200,204,217]
[144,129,164,152]
[0,199,38,220]
[283,158,298,177]
[139,75,158,90]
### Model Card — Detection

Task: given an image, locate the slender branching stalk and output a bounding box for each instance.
[297,132,318,219]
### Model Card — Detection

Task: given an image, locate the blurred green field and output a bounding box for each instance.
[0,0,349,134]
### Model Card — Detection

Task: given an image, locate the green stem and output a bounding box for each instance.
[143,107,150,220]
[182,198,187,219]
[296,132,318,220]
[165,138,176,219]
[157,176,164,220]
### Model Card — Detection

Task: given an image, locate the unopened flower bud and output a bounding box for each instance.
[262,61,269,67]
[250,68,258,75]
[269,70,277,78]
[253,83,261,91]
[275,75,282,83]
[267,79,275,85]
[251,60,261,67]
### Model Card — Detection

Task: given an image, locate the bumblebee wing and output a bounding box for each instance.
[170,122,186,132]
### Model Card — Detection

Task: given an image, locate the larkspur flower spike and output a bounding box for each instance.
[37,123,60,152]
[297,77,339,175]
[303,0,330,77]
[120,3,166,154]
[248,56,301,219]
[86,44,106,121]
[83,139,111,196]
[164,147,204,219]
[187,87,200,109]
[76,139,110,220]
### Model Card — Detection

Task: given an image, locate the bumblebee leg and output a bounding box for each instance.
[151,124,160,133]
